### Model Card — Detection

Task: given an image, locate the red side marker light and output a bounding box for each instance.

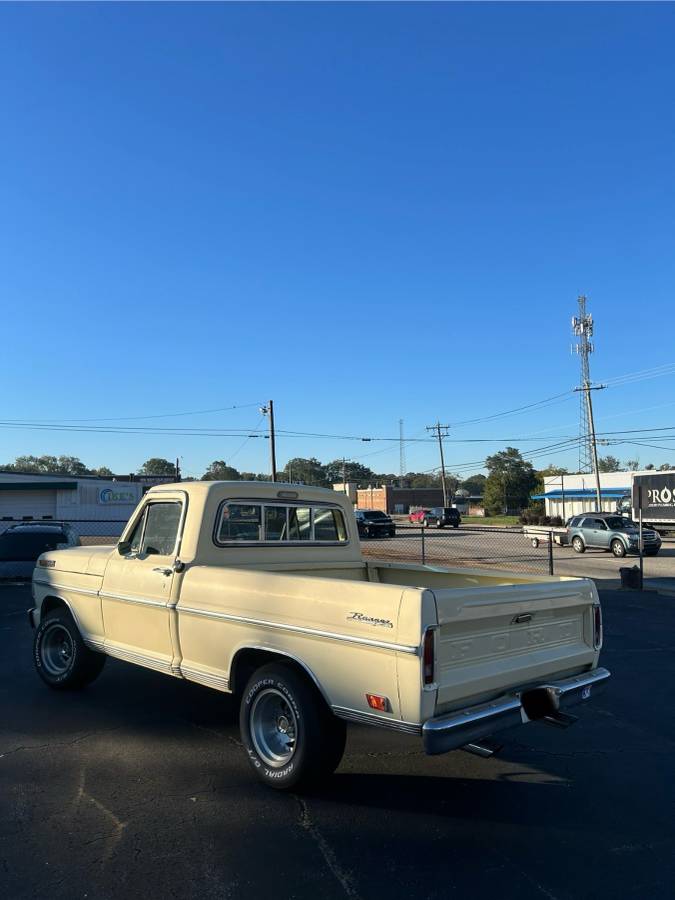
[366,694,389,712]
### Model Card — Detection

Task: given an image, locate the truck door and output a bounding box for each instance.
[101,494,185,674]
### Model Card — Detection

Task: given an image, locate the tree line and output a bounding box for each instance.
[3,451,672,517]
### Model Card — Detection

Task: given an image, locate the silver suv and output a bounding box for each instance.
[567,513,661,558]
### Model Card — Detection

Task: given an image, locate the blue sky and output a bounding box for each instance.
[1,3,674,478]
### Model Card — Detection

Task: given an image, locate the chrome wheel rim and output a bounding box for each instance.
[250,688,298,768]
[41,623,74,676]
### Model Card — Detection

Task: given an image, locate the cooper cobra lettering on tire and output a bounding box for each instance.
[240,662,346,791]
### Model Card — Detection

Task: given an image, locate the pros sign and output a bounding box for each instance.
[98,487,137,505]
[632,473,675,521]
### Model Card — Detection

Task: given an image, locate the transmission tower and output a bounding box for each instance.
[572,296,594,473]
[399,419,406,482]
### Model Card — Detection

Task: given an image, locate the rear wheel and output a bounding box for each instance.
[572,536,585,554]
[240,663,346,790]
[531,538,540,548]
[611,539,627,558]
[34,610,106,690]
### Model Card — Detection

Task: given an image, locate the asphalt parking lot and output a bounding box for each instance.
[2,582,674,900]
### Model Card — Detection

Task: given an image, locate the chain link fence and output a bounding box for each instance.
[360,523,555,575]
[1,517,556,574]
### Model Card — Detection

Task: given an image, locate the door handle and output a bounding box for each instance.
[152,567,173,576]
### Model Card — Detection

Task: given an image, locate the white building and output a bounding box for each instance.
[534,471,635,519]
[0,471,147,538]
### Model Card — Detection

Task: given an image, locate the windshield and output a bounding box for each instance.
[362,511,388,520]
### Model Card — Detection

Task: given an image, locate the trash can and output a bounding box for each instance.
[619,565,641,590]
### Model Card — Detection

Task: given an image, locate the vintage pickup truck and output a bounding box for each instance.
[30,481,609,789]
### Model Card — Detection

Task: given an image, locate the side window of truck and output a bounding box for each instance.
[141,502,182,556]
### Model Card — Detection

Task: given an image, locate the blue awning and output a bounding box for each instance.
[531,488,630,500]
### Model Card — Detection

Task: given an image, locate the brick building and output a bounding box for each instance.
[355,485,446,514]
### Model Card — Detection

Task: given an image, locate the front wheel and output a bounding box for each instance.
[33,610,106,690]
[240,663,346,791]
[611,539,627,558]
[531,538,540,548]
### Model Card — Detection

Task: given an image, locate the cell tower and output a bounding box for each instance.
[572,295,594,473]
[399,419,406,482]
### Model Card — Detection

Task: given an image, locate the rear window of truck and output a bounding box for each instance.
[215,502,348,545]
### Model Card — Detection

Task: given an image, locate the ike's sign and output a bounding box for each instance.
[632,473,675,520]
[97,487,137,505]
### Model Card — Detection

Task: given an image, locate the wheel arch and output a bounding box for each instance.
[40,595,81,630]
[229,646,332,708]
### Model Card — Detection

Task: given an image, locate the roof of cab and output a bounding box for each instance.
[145,480,348,504]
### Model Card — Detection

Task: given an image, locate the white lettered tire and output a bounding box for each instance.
[240,662,346,791]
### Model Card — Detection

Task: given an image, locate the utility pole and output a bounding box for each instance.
[426,421,450,507]
[260,401,277,482]
[175,457,181,482]
[572,296,604,511]
[342,457,347,493]
[573,383,605,511]
[399,419,406,487]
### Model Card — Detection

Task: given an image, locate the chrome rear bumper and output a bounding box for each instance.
[422,667,610,756]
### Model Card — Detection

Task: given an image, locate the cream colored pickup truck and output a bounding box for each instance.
[30,481,609,790]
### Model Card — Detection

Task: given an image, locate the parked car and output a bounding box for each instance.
[409,509,430,524]
[567,513,661,558]
[0,522,80,579]
[422,507,461,529]
[30,480,608,791]
[355,509,396,538]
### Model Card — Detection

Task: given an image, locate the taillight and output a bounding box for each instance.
[422,627,436,686]
[593,603,603,649]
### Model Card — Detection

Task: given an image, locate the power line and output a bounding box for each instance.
[0,401,263,424]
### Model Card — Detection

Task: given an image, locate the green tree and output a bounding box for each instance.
[10,454,90,475]
[404,472,441,489]
[460,474,486,495]
[598,455,622,473]
[625,459,640,471]
[658,463,673,471]
[484,447,537,515]
[324,459,376,485]
[92,466,114,477]
[202,460,242,481]
[279,457,328,486]
[138,458,176,476]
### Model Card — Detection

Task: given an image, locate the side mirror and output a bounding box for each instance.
[118,540,131,555]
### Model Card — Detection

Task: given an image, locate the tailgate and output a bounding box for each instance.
[431,578,599,712]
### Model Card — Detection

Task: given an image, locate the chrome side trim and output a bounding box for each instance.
[332,706,422,735]
[103,642,173,674]
[33,580,100,598]
[83,637,105,652]
[100,591,168,609]
[178,605,418,654]
[181,665,230,692]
